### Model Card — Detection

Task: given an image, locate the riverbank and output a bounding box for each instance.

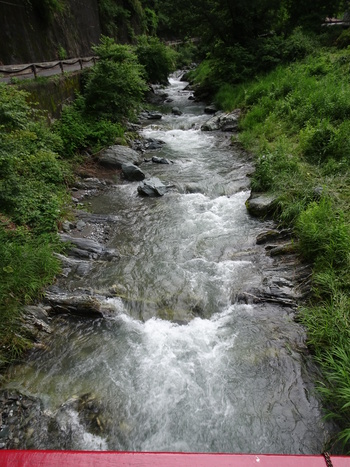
[198,43,350,451]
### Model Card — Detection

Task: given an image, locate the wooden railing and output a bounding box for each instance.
[0,56,97,79]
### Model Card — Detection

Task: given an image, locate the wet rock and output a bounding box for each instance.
[126,122,142,132]
[245,193,277,217]
[98,145,142,169]
[73,212,118,224]
[144,110,162,120]
[74,178,107,190]
[256,229,292,245]
[76,220,86,231]
[59,234,118,262]
[201,112,224,131]
[137,177,167,197]
[219,110,241,132]
[172,106,182,116]
[44,292,104,318]
[204,104,218,114]
[268,242,298,257]
[145,138,165,150]
[121,163,145,181]
[152,156,171,164]
[62,220,74,232]
[60,234,103,255]
[0,389,41,450]
[201,109,241,132]
[22,306,52,337]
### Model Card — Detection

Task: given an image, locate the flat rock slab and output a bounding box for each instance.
[98,145,142,169]
[44,292,104,318]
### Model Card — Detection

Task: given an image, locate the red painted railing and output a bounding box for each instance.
[0,451,349,466]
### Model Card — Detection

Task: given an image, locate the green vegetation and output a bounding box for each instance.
[135,35,177,84]
[84,37,147,121]
[193,30,350,451]
[0,83,69,366]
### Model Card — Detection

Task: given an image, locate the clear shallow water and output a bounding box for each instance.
[6,76,330,453]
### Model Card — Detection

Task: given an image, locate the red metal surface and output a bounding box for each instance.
[0,451,349,467]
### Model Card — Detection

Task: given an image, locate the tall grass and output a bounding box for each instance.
[0,83,71,366]
[212,40,350,451]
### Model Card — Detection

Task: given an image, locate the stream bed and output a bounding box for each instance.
[2,74,333,454]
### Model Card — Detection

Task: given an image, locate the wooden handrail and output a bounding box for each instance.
[0,56,98,78]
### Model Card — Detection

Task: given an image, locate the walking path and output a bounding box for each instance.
[0,56,96,83]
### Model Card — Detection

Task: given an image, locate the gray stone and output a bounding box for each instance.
[245,193,277,217]
[62,220,74,232]
[172,106,182,116]
[152,156,171,164]
[76,220,86,231]
[98,145,142,169]
[204,105,218,114]
[145,139,165,150]
[269,242,298,257]
[219,109,241,132]
[44,292,104,318]
[59,234,103,255]
[138,177,167,197]
[201,109,241,132]
[122,163,145,181]
[146,111,162,120]
[201,112,224,131]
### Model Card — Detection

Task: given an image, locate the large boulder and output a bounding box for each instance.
[201,112,224,131]
[122,163,145,181]
[219,109,241,131]
[201,109,241,132]
[138,177,167,197]
[98,145,142,169]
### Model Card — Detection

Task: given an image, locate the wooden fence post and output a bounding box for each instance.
[31,64,37,78]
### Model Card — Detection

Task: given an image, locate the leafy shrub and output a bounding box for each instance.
[143,8,158,35]
[336,29,350,49]
[282,28,318,62]
[0,83,33,130]
[136,35,177,84]
[84,37,147,121]
[56,95,125,157]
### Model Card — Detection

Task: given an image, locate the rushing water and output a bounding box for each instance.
[5,75,330,453]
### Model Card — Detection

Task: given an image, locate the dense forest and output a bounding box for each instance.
[1,0,350,453]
